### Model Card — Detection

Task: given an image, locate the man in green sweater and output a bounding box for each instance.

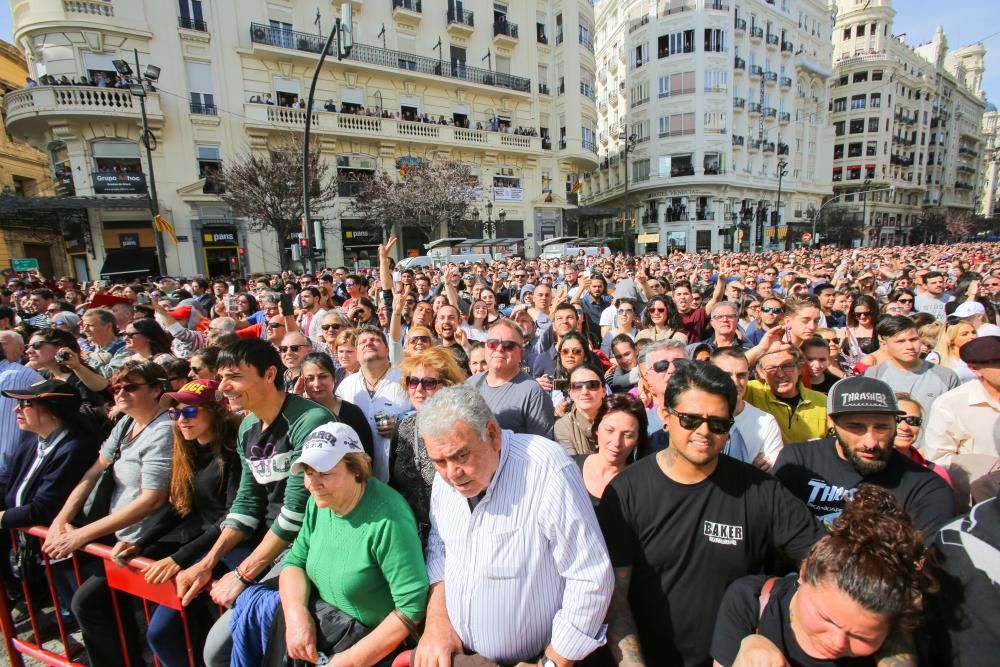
[173,339,335,667]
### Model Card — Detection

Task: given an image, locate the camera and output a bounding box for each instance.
[55,351,70,363]
[552,378,569,392]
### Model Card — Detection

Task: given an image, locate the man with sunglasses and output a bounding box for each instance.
[774,376,955,541]
[278,332,311,391]
[637,340,687,443]
[864,315,960,416]
[468,319,554,438]
[599,360,823,667]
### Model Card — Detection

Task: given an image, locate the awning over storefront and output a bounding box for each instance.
[0,195,151,211]
[99,248,158,278]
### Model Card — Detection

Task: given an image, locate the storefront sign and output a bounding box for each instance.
[92,173,148,195]
[119,233,140,248]
[203,228,238,246]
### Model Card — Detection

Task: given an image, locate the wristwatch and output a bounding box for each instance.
[538,658,557,667]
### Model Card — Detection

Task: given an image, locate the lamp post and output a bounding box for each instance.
[860,177,872,246]
[620,131,638,255]
[470,200,505,239]
[775,159,788,250]
[114,51,166,275]
[811,184,895,246]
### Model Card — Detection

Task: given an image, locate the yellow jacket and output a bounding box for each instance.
[745,380,828,444]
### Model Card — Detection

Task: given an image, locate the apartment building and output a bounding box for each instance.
[4,0,598,278]
[581,0,835,253]
[977,105,998,220]
[829,0,987,245]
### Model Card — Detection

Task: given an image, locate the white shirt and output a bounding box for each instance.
[426,431,613,663]
[924,380,1000,466]
[335,367,411,482]
[733,401,784,471]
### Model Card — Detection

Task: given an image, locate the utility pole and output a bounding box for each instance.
[861,177,872,246]
[126,49,166,275]
[620,131,637,255]
[775,159,788,249]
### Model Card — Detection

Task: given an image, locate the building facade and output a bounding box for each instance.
[0,39,64,276]
[580,0,835,253]
[4,0,598,277]
[828,0,987,246]
[979,105,999,220]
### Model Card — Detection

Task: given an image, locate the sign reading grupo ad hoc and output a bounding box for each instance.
[92,173,148,195]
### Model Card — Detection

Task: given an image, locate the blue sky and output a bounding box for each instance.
[0,1,996,102]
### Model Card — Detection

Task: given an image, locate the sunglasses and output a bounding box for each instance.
[560,347,585,356]
[124,332,140,338]
[279,344,306,353]
[648,307,667,314]
[320,323,342,332]
[406,376,442,390]
[570,379,602,391]
[895,415,923,426]
[760,306,784,314]
[53,321,68,327]
[897,298,914,303]
[486,339,521,352]
[27,341,52,350]
[408,335,432,346]
[168,406,201,420]
[650,359,675,373]
[618,308,635,314]
[15,399,34,410]
[853,310,872,317]
[267,323,285,329]
[111,382,152,394]
[344,281,356,287]
[668,407,734,435]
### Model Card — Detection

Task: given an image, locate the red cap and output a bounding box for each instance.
[165,379,223,405]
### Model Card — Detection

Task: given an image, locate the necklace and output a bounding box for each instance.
[363,366,390,399]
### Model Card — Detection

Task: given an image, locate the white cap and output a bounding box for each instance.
[291,422,366,474]
[953,301,986,319]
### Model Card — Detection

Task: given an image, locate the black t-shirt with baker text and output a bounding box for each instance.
[597,454,824,667]
[773,438,955,541]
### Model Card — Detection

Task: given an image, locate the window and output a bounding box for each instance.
[833,97,847,112]
[849,119,865,134]
[186,62,215,114]
[92,139,143,176]
[848,142,862,157]
[630,43,649,69]
[872,70,883,81]
[659,71,695,97]
[870,93,881,108]
[669,154,694,177]
[832,167,843,181]
[704,29,726,53]
[843,27,851,40]
[197,145,222,178]
[658,30,694,58]
[848,166,861,180]
[866,141,878,156]
[704,111,726,131]
[833,144,844,159]
[868,117,879,132]
[630,81,649,106]
[835,121,845,136]
[178,0,206,30]
[704,70,728,92]
[856,24,866,37]
[865,165,876,179]
[851,94,866,110]
[631,120,650,142]
[632,159,650,181]
[660,113,695,137]
[852,71,868,83]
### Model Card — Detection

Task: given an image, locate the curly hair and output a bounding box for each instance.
[640,295,683,331]
[802,484,936,634]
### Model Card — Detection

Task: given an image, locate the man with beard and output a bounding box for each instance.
[433,303,469,372]
[774,375,955,542]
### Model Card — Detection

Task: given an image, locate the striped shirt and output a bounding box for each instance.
[426,431,613,663]
[0,361,44,476]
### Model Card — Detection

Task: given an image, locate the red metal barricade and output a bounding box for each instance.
[0,526,206,667]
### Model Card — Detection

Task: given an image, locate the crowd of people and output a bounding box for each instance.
[0,239,998,667]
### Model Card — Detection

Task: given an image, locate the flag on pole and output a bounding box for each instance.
[154,214,178,244]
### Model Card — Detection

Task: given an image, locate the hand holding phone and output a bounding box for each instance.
[280,294,294,317]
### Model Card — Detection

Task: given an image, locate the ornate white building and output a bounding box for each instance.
[979,105,999,220]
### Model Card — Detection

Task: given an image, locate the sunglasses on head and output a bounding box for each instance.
[279,344,306,353]
[406,376,441,390]
[486,339,520,352]
[570,379,602,391]
[668,408,733,435]
[895,415,923,426]
[168,406,201,420]
[408,335,431,346]
[111,382,151,394]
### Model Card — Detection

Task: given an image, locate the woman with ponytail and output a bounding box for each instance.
[711,484,935,666]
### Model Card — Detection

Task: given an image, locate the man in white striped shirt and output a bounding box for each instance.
[416,385,613,667]
[0,331,43,476]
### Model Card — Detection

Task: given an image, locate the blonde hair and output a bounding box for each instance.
[342,452,372,483]
[932,322,975,368]
[405,325,434,344]
[398,347,468,390]
[334,328,358,348]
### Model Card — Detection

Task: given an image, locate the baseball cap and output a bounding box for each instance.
[827,376,904,417]
[291,422,367,474]
[2,379,81,413]
[958,335,1000,365]
[953,301,986,319]
[166,379,223,405]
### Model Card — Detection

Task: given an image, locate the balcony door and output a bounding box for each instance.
[450,46,467,79]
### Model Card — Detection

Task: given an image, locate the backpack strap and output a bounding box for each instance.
[756,576,780,628]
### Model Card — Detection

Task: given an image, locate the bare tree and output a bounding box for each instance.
[216,139,337,269]
[350,159,479,241]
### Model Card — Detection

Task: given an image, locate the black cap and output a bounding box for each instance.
[827,376,904,416]
[959,335,1000,365]
[2,379,82,412]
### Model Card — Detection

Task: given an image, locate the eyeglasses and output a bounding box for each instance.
[647,307,667,314]
[320,323,342,332]
[124,331,139,338]
[560,347,585,356]
[712,314,738,321]
[761,362,799,374]
[650,359,675,373]
[111,382,152,394]
[15,399,33,410]
[168,406,201,421]
[279,344,306,353]
[406,376,442,391]
[486,339,521,352]
[853,310,872,317]
[27,341,52,350]
[408,335,432,346]
[266,323,285,329]
[897,298,914,304]
[617,308,635,314]
[895,415,923,427]
[668,408,733,435]
[760,306,784,314]
[569,379,602,391]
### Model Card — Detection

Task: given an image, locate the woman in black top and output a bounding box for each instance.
[573,393,647,506]
[24,328,111,409]
[711,485,933,667]
[293,352,373,456]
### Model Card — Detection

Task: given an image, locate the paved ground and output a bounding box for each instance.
[0,599,87,667]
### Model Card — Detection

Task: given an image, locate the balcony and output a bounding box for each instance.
[735,18,747,32]
[779,76,792,88]
[734,57,746,71]
[733,97,746,109]
[748,139,762,151]
[732,134,745,147]
[538,83,550,95]
[446,8,474,36]
[628,16,650,33]
[750,27,764,41]
[781,40,794,53]
[179,16,208,31]
[581,82,597,101]
[391,0,422,25]
[190,101,217,115]
[762,142,775,153]
[707,2,730,11]
[62,1,114,17]
[582,138,597,153]
[243,104,544,154]
[763,71,777,84]
[766,34,779,49]
[4,85,163,144]
[493,20,519,46]
[778,111,790,124]
[248,23,530,93]
[749,65,763,79]
[762,107,776,118]
[748,102,762,114]
[777,142,789,155]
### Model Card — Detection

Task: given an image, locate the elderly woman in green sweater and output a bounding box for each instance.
[230,422,428,667]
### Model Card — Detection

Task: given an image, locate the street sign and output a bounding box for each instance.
[10,258,39,272]
[801,232,813,243]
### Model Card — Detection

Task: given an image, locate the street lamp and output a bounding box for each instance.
[860,177,872,245]
[116,50,166,275]
[620,131,638,255]
[774,160,788,250]
[470,200,505,239]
